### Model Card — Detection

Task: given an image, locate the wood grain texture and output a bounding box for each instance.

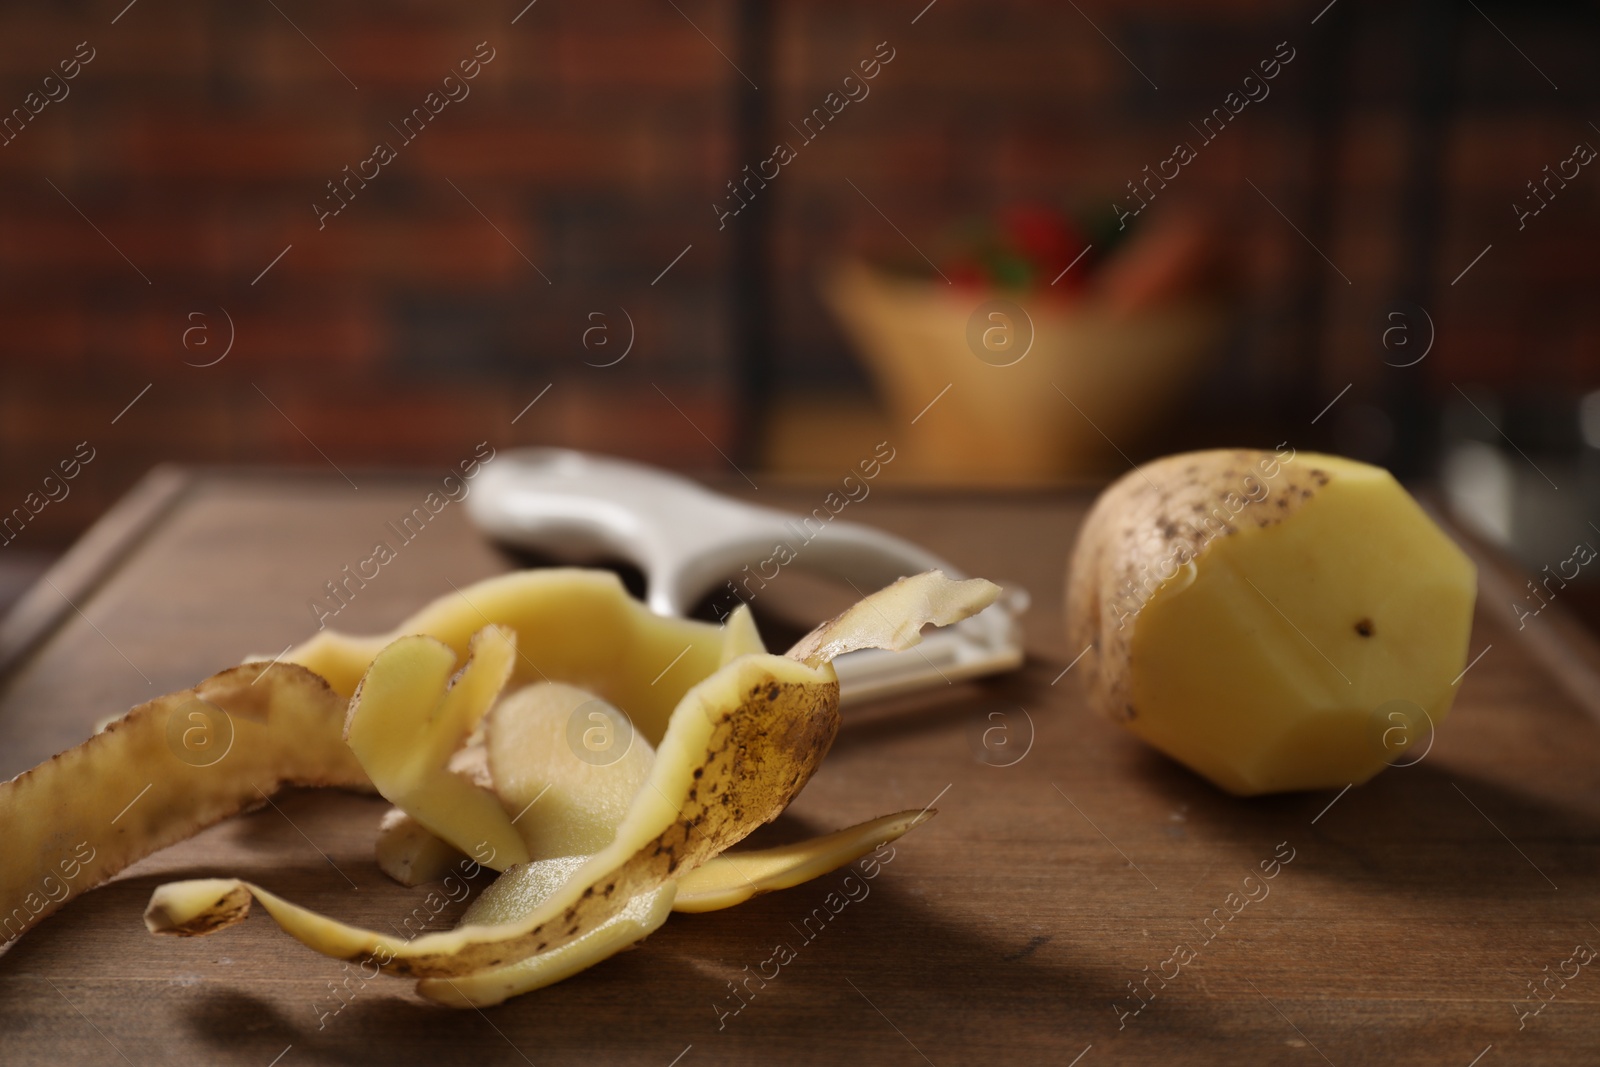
[0,464,189,679]
[2,470,1599,1066]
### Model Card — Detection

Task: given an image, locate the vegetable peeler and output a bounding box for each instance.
[466,448,1026,705]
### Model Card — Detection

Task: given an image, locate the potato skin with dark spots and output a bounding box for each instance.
[146,883,255,937]
[1065,447,1321,725]
[375,666,840,978]
[1,662,369,946]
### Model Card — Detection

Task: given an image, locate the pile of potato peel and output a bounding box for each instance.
[0,568,997,1008]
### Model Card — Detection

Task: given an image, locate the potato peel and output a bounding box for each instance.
[374,808,467,888]
[144,878,255,937]
[413,856,677,1008]
[672,808,934,913]
[147,654,840,977]
[286,570,740,744]
[486,682,657,860]
[1,662,367,947]
[330,602,761,886]
[419,887,677,1007]
[346,626,527,871]
[786,570,1001,667]
[141,569,995,999]
[415,808,939,1004]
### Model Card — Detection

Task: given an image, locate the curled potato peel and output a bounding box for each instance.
[146,570,996,996]
[285,569,746,743]
[1,566,994,1004]
[374,807,939,916]
[423,888,677,1008]
[672,808,934,913]
[397,806,931,1005]
[345,625,527,871]
[404,682,673,1005]
[148,652,842,977]
[7,567,755,950]
[414,857,678,1008]
[787,570,1000,667]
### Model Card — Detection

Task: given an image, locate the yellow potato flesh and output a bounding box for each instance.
[287,569,733,746]
[1069,450,1476,795]
[421,684,669,1006]
[486,682,657,860]
[718,604,766,663]
[346,627,527,870]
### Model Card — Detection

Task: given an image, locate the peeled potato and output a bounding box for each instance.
[1066,448,1477,795]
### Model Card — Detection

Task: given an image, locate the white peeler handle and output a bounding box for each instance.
[466,448,1024,703]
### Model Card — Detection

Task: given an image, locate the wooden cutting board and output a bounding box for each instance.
[2,467,1599,1066]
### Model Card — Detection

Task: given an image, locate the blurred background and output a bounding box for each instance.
[0,1,1597,614]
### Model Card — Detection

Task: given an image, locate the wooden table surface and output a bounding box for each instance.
[3,467,1600,1066]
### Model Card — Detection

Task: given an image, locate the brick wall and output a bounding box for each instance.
[0,0,1596,545]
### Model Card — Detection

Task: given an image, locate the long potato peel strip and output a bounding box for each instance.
[145,571,998,985]
[672,808,933,913]
[1,663,366,945]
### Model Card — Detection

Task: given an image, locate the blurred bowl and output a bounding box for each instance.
[824,260,1228,484]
